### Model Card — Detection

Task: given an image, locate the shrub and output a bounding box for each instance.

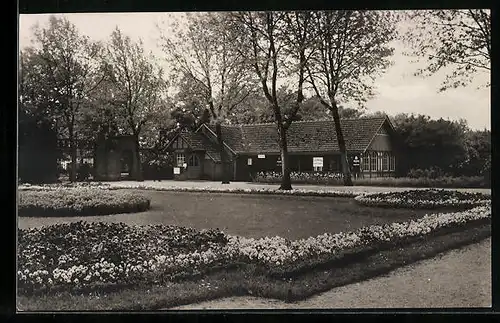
[18,188,151,217]
[77,163,92,181]
[407,167,445,179]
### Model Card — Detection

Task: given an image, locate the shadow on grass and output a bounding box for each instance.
[17,221,491,311]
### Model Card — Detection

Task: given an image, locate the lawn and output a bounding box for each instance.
[17,189,452,240]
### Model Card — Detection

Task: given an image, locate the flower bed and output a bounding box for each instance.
[18,222,238,295]
[107,184,359,198]
[18,182,111,191]
[18,183,359,198]
[18,188,151,217]
[354,189,490,209]
[253,171,490,188]
[17,204,491,295]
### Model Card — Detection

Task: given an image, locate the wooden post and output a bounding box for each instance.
[233,157,237,181]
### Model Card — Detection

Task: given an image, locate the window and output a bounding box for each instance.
[176,153,186,167]
[376,152,381,171]
[362,153,370,171]
[390,155,396,171]
[382,152,389,171]
[188,155,199,167]
[370,152,377,171]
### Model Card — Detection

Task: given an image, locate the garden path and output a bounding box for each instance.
[168,237,491,309]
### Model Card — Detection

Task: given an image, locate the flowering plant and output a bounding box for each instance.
[107,184,359,198]
[18,203,490,295]
[355,189,490,209]
[254,171,345,185]
[18,188,150,217]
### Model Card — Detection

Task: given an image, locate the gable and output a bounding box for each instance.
[169,136,189,149]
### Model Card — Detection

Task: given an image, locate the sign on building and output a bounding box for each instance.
[313,157,323,167]
[353,155,360,167]
[258,154,266,159]
[173,167,180,175]
[247,158,253,166]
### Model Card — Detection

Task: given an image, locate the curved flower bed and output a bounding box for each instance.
[18,183,359,198]
[107,184,360,198]
[18,188,151,217]
[17,204,490,295]
[354,189,490,209]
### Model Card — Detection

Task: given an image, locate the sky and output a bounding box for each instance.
[18,12,491,130]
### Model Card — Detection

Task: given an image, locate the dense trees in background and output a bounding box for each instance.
[392,113,490,180]
[21,16,108,182]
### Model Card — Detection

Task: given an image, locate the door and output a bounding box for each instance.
[186,154,202,179]
[120,150,133,179]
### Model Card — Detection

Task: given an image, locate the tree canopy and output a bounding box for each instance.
[403,10,491,92]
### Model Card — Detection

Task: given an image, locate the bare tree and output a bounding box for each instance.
[28,16,107,182]
[403,9,490,92]
[105,27,168,181]
[159,12,257,183]
[231,11,316,190]
[306,10,396,185]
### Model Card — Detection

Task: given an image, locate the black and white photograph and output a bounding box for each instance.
[17,9,491,311]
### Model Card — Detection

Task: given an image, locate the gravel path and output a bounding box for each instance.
[107,180,491,194]
[168,238,491,309]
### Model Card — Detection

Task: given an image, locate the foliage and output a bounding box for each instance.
[18,221,234,294]
[354,189,490,209]
[76,163,92,181]
[407,167,445,179]
[102,183,360,198]
[160,13,256,123]
[159,12,259,183]
[305,10,398,186]
[18,188,151,217]
[18,116,60,184]
[229,11,319,189]
[104,27,169,180]
[403,10,490,91]
[392,113,470,176]
[22,16,108,181]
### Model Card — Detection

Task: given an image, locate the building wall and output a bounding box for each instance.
[359,125,396,178]
[367,133,392,152]
[94,136,140,181]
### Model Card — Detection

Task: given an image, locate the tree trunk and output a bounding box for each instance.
[215,122,230,184]
[330,103,353,186]
[69,126,77,183]
[278,124,292,190]
[133,134,144,182]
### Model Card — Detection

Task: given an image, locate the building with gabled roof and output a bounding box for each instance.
[165,115,399,181]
